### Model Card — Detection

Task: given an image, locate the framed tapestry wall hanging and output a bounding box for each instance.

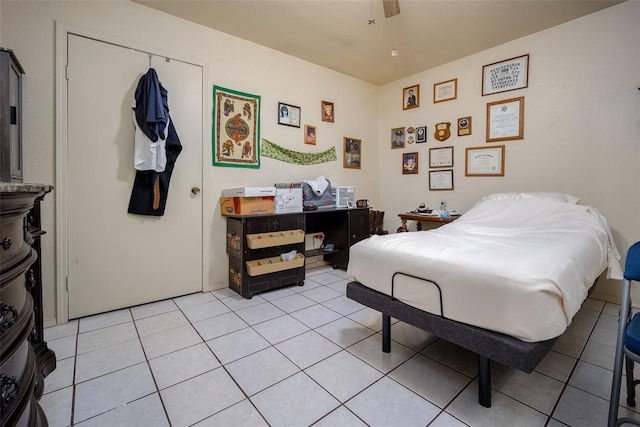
[212,86,261,168]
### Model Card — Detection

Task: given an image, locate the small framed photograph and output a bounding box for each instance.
[416,126,427,143]
[304,125,316,145]
[482,54,529,96]
[402,85,420,110]
[486,96,524,142]
[429,146,453,168]
[433,78,457,103]
[465,145,505,176]
[391,127,405,149]
[429,170,454,191]
[457,116,472,136]
[321,100,334,123]
[346,200,354,208]
[402,152,419,175]
[278,102,301,127]
[343,137,361,169]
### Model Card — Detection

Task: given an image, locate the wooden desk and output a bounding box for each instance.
[398,212,457,232]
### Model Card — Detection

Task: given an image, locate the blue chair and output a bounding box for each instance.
[609,241,640,426]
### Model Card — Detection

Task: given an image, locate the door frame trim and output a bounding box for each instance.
[55,21,208,323]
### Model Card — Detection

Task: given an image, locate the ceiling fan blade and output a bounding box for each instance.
[382,0,400,18]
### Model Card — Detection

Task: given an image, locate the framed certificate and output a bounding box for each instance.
[465,145,505,176]
[486,97,524,142]
[433,78,457,103]
[482,54,529,96]
[429,146,453,168]
[429,170,454,190]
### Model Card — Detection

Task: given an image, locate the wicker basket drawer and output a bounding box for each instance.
[246,229,304,249]
[246,253,305,276]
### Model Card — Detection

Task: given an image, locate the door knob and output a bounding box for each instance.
[191,187,201,195]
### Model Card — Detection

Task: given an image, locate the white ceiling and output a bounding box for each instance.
[132,0,622,85]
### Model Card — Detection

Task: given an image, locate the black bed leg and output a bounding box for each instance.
[382,314,391,353]
[478,355,492,408]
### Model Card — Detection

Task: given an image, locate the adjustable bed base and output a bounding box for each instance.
[346,280,558,408]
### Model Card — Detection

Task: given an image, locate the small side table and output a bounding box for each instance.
[398,212,457,232]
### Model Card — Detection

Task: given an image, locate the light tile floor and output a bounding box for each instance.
[40,266,640,426]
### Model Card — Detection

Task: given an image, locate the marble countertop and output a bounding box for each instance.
[0,182,54,194]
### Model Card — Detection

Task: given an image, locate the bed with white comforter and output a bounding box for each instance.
[347,194,621,342]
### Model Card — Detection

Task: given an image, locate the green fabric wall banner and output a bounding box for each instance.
[262,139,337,165]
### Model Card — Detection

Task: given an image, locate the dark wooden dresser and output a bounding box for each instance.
[1,182,55,427]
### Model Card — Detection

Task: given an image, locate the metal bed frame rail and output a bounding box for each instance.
[347,273,561,408]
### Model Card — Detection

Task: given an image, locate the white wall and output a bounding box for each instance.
[2,0,638,324]
[377,1,640,303]
[1,0,379,325]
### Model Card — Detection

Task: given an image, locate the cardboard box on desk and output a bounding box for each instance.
[220,196,275,216]
[274,183,303,213]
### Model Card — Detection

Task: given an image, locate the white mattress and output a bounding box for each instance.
[347,197,620,342]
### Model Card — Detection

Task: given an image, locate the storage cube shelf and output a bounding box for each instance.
[246,229,305,249]
[246,253,305,276]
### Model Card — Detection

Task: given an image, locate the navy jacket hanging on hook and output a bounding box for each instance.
[128,67,182,217]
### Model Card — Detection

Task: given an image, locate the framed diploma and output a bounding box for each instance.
[482,54,529,96]
[433,78,457,103]
[486,96,524,142]
[429,146,453,168]
[429,170,454,191]
[465,145,505,176]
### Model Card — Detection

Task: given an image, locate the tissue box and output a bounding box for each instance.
[274,183,303,213]
[220,196,275,216]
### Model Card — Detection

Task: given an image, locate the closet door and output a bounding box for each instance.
[67,34,203,318]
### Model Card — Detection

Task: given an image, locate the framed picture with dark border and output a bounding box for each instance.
[343,137,361,169]
[212,85,260,168]
[278,102,301,128]
[402,152,419,175]
[403,85,420,110]
[416,126,427,143]
[321,100,334,122]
